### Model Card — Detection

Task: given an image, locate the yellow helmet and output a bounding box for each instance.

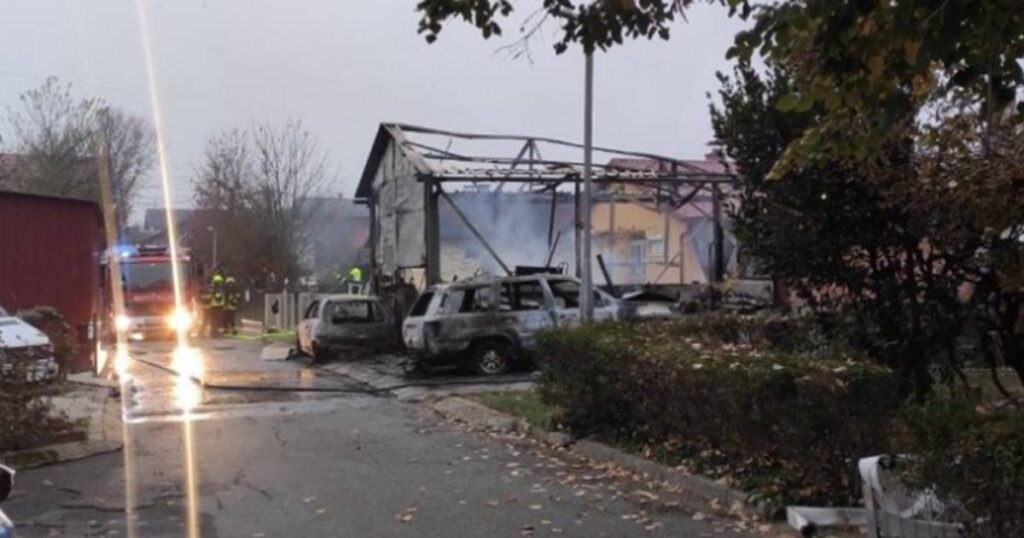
[212,274,224,284]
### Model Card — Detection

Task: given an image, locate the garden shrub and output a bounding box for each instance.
[899,399,1024,538]
[1,306,74,451]
[536,319,900,508]
[18,305,78,377]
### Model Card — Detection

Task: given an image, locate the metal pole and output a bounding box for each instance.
[581,52,595,321]
[211,228,218,270]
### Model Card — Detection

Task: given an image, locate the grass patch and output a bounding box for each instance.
[469,390,557,431]
[262,330,297,343]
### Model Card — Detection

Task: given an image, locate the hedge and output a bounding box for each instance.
[899,400,1024,538]
[535,318,901,508]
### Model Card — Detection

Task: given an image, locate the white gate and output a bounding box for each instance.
[264,292,316,331]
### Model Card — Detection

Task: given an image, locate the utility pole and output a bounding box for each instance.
[208,226,218,270]
[96,137,128,369]
[580,52,595,321]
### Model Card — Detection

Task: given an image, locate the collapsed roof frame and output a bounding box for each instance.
[354,123,735,286]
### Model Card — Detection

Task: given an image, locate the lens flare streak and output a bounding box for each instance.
[133,0,203,535]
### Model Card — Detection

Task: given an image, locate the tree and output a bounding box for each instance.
[0,77,155,224]
[95,106,156,223]
[731,0,1024,173]
[192,121,330,287]
[721,1,1024,389]
[415,0,750,54]
[712,64,1024,396]
[1,78,99,198]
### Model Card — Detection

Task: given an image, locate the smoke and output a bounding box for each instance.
[439,190,575,279]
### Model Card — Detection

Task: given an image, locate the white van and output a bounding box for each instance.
[0,306,59,383]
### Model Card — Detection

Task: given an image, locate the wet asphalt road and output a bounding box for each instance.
[4,339,764,537]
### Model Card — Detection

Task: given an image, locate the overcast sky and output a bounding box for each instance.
[0,1,748,223]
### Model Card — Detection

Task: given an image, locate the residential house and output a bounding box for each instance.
[592,154,737,286]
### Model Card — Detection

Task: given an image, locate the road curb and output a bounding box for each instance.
[430,396,520,433]
[432,395,774,521]
[2,439,123,470]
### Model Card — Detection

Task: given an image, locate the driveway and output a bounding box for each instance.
[3,338,766,537]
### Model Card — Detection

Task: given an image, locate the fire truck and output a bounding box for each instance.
[102,244,201,341]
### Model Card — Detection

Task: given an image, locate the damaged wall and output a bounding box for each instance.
[372,137,426,274]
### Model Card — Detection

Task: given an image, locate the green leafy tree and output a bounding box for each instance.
[731,0,1024,172]
[709,65,1001,396]
[415,0,752,53]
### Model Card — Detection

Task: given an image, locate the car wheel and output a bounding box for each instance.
[471,339,515,376]
[312,342,331,363]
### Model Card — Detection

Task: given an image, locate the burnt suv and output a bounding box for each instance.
[402,274,617,375]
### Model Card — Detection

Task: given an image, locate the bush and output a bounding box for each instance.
[18,306,78,377]
[536,319,900,508]
[899,400,1024,538]
[1,306,75,451]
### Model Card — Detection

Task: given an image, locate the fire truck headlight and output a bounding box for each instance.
[168,308,193,331]
[115,315,132,332]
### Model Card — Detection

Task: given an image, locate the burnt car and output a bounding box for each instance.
[617,289,681,321]
[0,464,13,538]
[296,294,397,362]
[402,274,617,375]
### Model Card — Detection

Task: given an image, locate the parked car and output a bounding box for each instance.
[295,295,398,362]
[0,464,14,538]
[0,306,59,383]
[402,274,617,375]
[617,289,682,320]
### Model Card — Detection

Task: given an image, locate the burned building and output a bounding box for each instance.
[354,123,735,291]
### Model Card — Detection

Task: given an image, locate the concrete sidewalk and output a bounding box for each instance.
[319,354,534,402]
[3,377,123,469]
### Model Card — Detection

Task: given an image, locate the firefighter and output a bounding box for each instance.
[347,265,363,294]
[224,275,240,335]
[209,273,226,337]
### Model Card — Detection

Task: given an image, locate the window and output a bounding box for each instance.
[121,261,188,290]
[327,300,381,323]
[549,279,581,308]
[630,240,646,281]
[648,236,665,262]
[304,300,320,319]
[549,279,605,309]
[408,292,434,317]
[501,280,545,311]
[458,285,495,313]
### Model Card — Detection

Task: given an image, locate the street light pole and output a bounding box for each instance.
[581,51,595,322]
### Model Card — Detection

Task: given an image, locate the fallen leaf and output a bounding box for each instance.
[632,490,659,501]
